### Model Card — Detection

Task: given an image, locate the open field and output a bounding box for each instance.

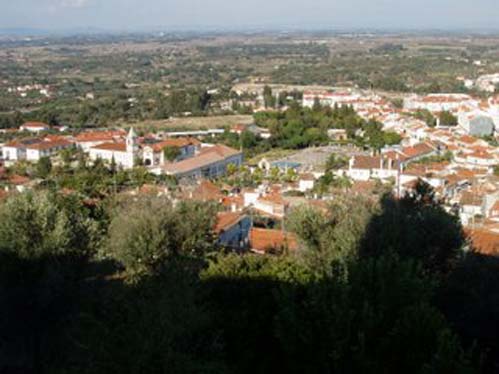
[122,114,254,131]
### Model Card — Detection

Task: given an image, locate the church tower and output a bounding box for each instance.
[126,127,138,168]
[126,127,138,154]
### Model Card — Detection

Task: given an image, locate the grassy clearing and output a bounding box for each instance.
[123,114,254,131]
[247,148,296,164]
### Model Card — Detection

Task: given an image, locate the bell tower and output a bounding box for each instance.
[126,127,137,154]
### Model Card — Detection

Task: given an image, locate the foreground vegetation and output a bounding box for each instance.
[1,181,498,373]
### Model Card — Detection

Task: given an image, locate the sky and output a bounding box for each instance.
[1,0,499,32]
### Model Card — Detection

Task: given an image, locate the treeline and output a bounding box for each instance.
[253,102,401,150]
[0,88,215,129]
[1,181,499,372]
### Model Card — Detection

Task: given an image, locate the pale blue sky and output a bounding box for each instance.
[1,0,499,31]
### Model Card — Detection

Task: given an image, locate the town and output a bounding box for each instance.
[1,86,498,254]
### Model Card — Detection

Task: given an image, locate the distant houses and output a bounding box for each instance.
[342,142,438,182]
[2,136,73,162]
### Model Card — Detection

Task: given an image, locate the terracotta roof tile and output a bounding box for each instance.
[214,212,245,234]
[249,228,298,253]
[466,228,499,256]
[26,139,72,151]
[75,130,126,142]
[91,142,127,152]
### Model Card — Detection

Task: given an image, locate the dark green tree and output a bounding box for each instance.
[36,156,52,179]
[163,146,181,162]
[439,111,458,127]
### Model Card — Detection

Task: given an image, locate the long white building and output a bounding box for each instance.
[404,94,478,113]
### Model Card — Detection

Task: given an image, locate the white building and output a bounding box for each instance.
[476,73,499,92]
[88,128,138,169]
[458,112,495,136]
[75,130,127,152]
[25,139,73,161]
[19,122,50,133]
[2,137,73,162]
[404,94,478,113]
[142,138,199,167]
[298,174,316,192]
[344,155,401,182]
[303,90,386,112]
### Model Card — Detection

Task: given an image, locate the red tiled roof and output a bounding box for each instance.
[249,228,298,253]
[26,139,72,151]
[259,191,287,206]
[199,144,241,158]
[192,180,224,201]
[459,135,478,144]
[401,142,435,159]
[147,138,195,152]
[466,229,499,256]
[417,94,472,104]
[91,142,127,152]
[351,155,402,170]
[467,150,494,160]
[4,138,39,148]
[75,130,126,142]
[222,195,244,209]
[214,211,245,234]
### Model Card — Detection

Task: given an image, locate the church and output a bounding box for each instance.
[89,128,138,169]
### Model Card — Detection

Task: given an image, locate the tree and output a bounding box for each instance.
[60,147,75,167]
[325,154,348,172]
[383,131,402,145]
[312,97,322,112]
[240,130,258,149]
[0,191,98,259]
[414,109,437,127]
[361,182,464,275]
[288,194,377,272]
[439,111,458,127]
[104,197,217,276]
[163,146,181,162]
[363,120,386,150]
[263,85,275,108]
[110,155,117,174]
[0,191,99,372]
[36,156,52,178]
[226,163,238,177]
